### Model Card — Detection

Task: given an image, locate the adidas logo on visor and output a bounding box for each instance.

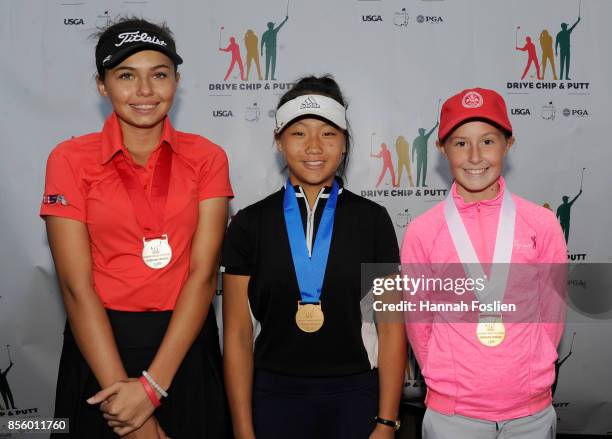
[299,97,321,109]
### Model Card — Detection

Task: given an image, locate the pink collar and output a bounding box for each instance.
[451,176,506,211]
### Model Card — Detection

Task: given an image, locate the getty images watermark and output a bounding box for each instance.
[371,274,516,313]
[360,263,582,324]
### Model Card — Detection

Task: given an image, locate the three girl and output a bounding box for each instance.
[40,15,566,439]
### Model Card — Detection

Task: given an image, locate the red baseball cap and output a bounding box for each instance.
[438,88,513,141]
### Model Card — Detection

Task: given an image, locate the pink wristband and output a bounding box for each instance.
[139,376,161,408]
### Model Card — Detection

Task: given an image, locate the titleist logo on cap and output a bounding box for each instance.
[114,31,168,47]
[299,97,320,109]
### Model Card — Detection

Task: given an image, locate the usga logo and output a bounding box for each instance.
[417,15,443,23]
[212,110,234,118]
[563,108,589,117]
[362,15,383,22]
[64,18,85,25]
[511,108,531,116]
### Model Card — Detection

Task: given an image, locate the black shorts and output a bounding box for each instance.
[52,309,232,438]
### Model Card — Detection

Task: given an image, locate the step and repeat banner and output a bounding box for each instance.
[1,0,611,436]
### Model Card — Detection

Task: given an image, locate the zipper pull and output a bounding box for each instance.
[307,210,314,257]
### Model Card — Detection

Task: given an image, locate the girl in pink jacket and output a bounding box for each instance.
[401,88,567,438]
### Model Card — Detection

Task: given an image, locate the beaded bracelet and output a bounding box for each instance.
[142,370,169,398]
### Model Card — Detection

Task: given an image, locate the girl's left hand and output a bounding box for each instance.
[87,378,157,436]
[369,423,396,439]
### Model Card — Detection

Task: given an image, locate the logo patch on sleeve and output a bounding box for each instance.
[43,194,69,206]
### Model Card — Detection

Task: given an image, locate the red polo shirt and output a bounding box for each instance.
[40,113,234,311]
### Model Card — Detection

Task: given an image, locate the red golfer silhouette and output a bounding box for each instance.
[371,143,397,188]
[516,36,541,80]
[219,36,245,81]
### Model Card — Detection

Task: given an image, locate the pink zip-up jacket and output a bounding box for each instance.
[401,177,567,421]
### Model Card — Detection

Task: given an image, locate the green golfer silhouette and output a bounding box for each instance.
[412,122,439,187]
[556,189,582,243]
[261,16,289,80]
[555,17,580,80]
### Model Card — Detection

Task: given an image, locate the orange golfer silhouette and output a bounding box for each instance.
[516,36,541,80]
[371,143,397,187]
[219,36,245,81]
[395,135,414,187]
[244,29,263,80]
[539,30,558,80]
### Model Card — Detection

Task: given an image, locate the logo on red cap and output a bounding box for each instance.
[462,91,483,109]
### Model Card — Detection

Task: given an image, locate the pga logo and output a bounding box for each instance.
[563,108,589,117]
[64,18,85,25]
[417,15,443,23]
[362,15,383,22]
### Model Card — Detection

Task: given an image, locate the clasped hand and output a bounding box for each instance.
[87,378,164,437]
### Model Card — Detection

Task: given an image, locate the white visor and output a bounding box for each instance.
[275,94,347,132]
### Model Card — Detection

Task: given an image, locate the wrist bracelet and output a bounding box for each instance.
[374,416,401,431]
[139,376,161,408]
[142,370,169,398]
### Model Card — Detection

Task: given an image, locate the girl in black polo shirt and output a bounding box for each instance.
[222,76,406,439]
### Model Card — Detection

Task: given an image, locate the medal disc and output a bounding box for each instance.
[142,235,172,269]
[295,301,324,333]
[476,317,505,347]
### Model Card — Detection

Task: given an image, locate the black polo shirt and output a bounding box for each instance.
[221,181,399,377]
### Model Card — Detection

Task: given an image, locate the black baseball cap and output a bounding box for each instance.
[95,27,183,74]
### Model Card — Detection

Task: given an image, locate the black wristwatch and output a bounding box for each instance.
[374,416,401,431]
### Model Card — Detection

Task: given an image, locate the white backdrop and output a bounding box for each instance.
[1,0,611,436]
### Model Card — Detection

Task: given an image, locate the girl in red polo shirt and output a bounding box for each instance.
[41,18,233,438]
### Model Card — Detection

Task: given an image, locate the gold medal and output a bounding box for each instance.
[476,314,505,347]
[295,301,324,333]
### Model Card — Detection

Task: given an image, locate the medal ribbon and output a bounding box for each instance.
[112,144,173,240]
[283,178,339,303]
[444,186,516,305]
